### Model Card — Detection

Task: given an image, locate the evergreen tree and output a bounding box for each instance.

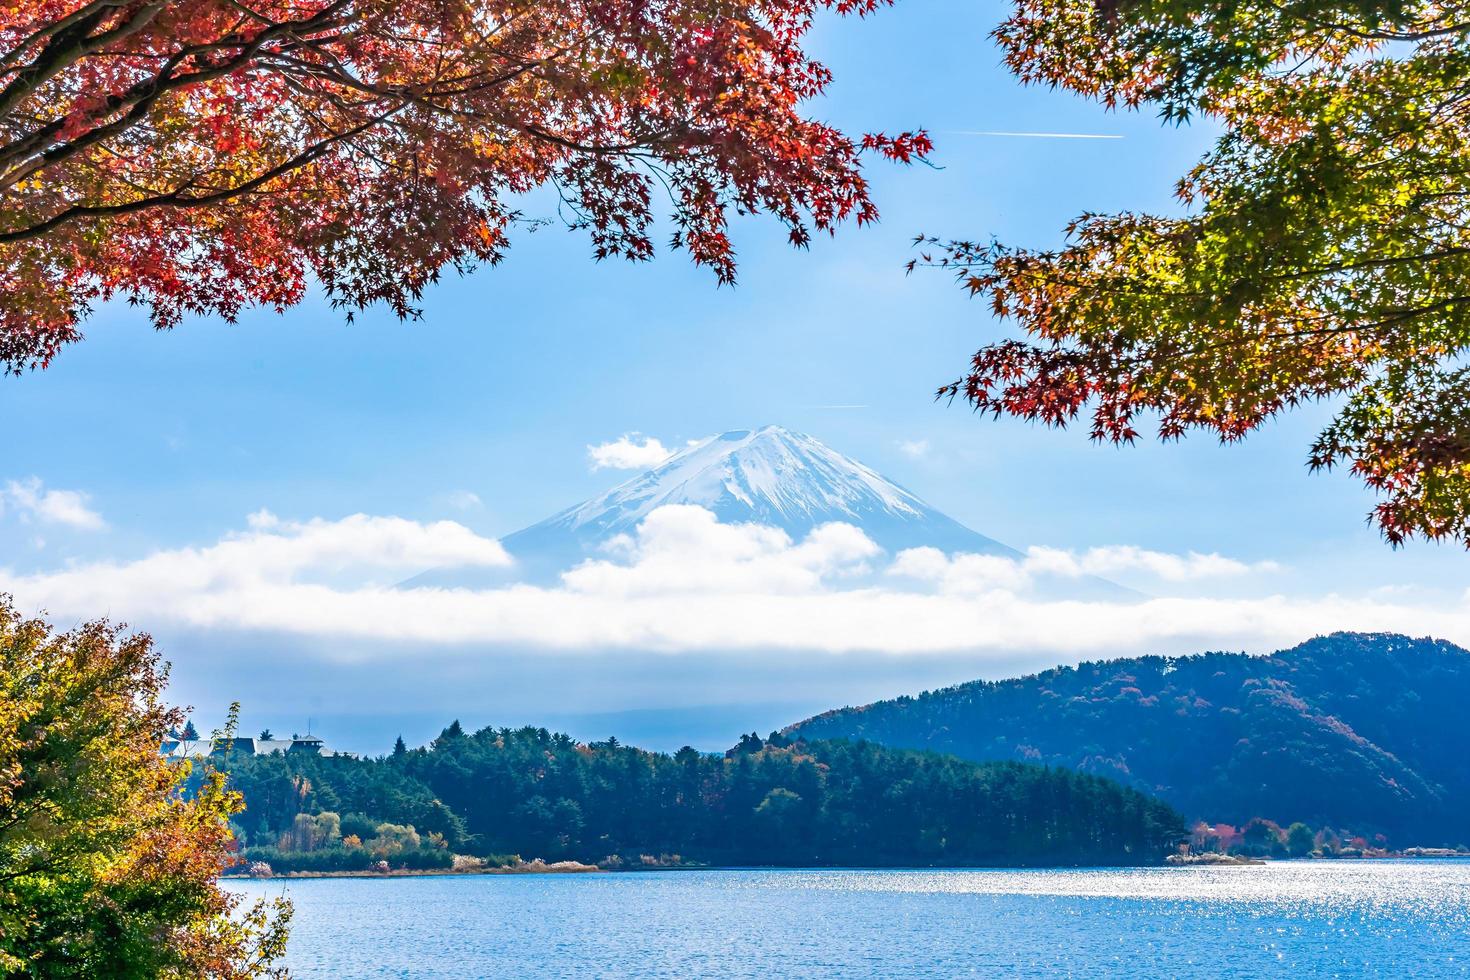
[220,724,1186,870]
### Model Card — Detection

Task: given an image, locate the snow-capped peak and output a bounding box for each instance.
[401,425,1135,597]
[562,425,925,532]
[500,425,1017,567]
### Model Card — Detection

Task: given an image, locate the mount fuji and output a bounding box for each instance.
[408,425,1026,587]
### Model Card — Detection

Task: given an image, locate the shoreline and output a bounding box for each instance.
[229,851,1470,881]
[260,866,604,879]
[228,858,605,880]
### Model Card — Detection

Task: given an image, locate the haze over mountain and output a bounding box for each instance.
[409,425,1020,586]
[786,633,1470,844]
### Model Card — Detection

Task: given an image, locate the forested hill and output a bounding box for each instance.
[222,728,1183,870]
[786,633,1470,844]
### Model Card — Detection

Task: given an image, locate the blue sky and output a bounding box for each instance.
[5,0,1469,752]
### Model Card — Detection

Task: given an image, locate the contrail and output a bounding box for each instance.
[949,130,1123,140]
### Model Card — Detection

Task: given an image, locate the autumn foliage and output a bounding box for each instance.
[0,597,289,977]
[0,0,928,372]
[921,0,1470,545]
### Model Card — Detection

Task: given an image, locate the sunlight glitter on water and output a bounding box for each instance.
[231,861,1470,978]
[760,860,1470,917]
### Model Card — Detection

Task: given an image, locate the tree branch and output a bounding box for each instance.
[0,109,396,244]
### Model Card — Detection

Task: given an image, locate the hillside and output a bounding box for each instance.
[786,633,1470,844]
[220,726,1184,870]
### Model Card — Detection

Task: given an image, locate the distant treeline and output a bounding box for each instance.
[220,726,1185,869]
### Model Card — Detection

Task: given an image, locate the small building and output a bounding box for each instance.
[160,732,354,760]
[214,737,256,756]
[250,734,346,757]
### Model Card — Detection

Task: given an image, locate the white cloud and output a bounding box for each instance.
[587,434,676,471]
[897,439,930,459]
[7,512,509,621]
[563,505,880,597]
[3,478,105,530]
[1023,545,1280,582]
[890,544,1277,593]
[6,505,1464,660]
[888,546,1026,594]
[436,490,483,511]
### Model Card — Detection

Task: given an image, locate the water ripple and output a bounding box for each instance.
[231,861,1470,978]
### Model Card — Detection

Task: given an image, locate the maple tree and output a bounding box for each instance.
[0,597,290,977]
[919,0,1470,544]
[0,0,928,372]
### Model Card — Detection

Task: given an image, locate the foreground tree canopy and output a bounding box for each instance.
[0,0,928,372]
[923,0,1470,545]
[0,598,288,978]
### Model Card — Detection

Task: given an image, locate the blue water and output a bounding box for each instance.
[230,861,1470,978]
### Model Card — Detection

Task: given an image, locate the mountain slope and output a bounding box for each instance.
[509,426,1016,564]
[409,425,1019,585]
[785,633,1470,843]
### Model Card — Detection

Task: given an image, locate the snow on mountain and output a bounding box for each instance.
[530,425,1014,555]
[406,425,1031,587]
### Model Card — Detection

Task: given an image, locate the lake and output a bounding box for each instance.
[230,861,1470,978]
